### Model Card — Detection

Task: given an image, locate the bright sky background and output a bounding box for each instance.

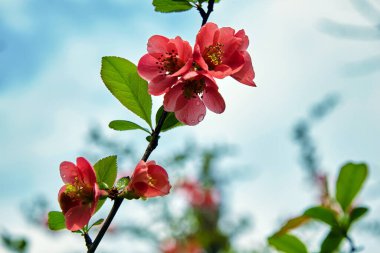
[0,0,379,252]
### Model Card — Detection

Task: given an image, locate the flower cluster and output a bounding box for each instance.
[58,158,170,231]
[179,180,219,210]
[138,22,255,125]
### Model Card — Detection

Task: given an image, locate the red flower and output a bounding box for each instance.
[127,160,171,198]
[138,35,193,95]
[180,180,220,209]
[193,22,255,86]
[163,71,225,125]
[58,157,100,231]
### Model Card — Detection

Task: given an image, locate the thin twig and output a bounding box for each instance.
[87,112,169,253]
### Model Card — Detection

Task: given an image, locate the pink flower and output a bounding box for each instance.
[163,71,225,126]
[179,180,220,209]
[138,35,193,95]
[127,160,171,198]
[193,22,255,86]
[58,157,101,231]
[161,238,202,253]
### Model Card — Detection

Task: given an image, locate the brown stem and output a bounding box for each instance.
[87,111,169,253]
[198,0,215,26]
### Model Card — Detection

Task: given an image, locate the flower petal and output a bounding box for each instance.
[202,87,226,114]
[148,75,177,96]
[163,83,187,112]
[175,96,206,126]
[137,54,161,81]
[60,161,80,184]
[147,35,169,54]
[64,205,92,231]
[76,157,96,186]
[231,52,256,86]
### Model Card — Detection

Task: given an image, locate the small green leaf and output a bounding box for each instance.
[336,163,368,212]
[155,106,184,132]
[320,230,344,253]
[349,206,369,225]
[304,206,338,227]
[94,156,118,213]
[101,57,152,128]
[94,156,118,188]
[109,120,151,133]
[48,211,66,230]
[268,234,308,253]
[275,215,310,236]
[116,177,130,190]
[91,219,104,228]
[152,0,193,13]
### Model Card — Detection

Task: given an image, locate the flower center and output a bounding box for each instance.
[203,43,224,69]
[157,50,185,75]
[65,177,93,204]
[147,175,157,187]
[182,79,205,99]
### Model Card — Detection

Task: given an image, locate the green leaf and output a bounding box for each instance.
[90,218,104,229]
[349,206,369,225]
[275,215,310,236]
[109,120,151,134]
[48,211,66,230]
[152,0,193,13]
[116,177,130,190]
[268,234,308,253]
[320,230,344,253]
[1,234,28,252]
[336,163,368,212]
[155,106,184,132]
[94,155,118,188]
[304,206,338,227]
[101,56,152,128]
[94,156,118,213]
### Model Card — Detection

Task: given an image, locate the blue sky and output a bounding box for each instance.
[0,0,380,252]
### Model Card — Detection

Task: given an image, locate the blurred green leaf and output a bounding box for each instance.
[349,206,369,225]
[116,177,130,190]
[268,234,308,253]
[320,230,344,253]
[152,0,193,13]
[90,218,104,229]
[1,234,28,253]
[48,211,66,230]
[109,120,150,133]
[101,56,152,128]
[304,206,338,227]
[155,106,184,132]
[274,215,310,236]
[336,163,368,212]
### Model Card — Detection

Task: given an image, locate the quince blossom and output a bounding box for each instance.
[58,157,101,231]
[163,71,225,125]
[127,160,171,198]
[194,22,255,86]
[138,35,193,95]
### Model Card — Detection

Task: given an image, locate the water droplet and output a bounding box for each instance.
[196,101,201,106]
[198,114,205,122]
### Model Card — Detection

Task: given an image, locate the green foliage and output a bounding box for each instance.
[268,234,308,253]
[155,105,184,132]
[303,206,338,227]
[274,216,310,236]
[48,211,66,230]
[101,56,152,128]
[152,0,193,13]
[349,206,368,225]
[1,233,28,253]
[336,163,368,212]
[109,120,151,134]
[320,230,344,253]
[116,177,130,190]
[94,156,118,212]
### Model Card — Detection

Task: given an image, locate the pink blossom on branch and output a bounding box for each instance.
[194,22,256,86]
[163,71,225,125]
[127,160,171,198]
[138,35,193,95]
[58,157,101,231]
